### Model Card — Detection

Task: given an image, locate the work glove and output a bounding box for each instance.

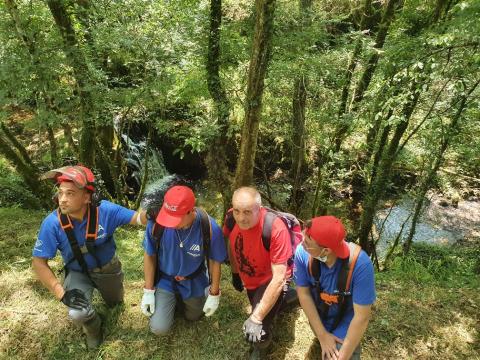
[231,272,244,292]
[61,289,90,311]
[203,286,221,317]
[243,316,266,343]
[141,288,156,317]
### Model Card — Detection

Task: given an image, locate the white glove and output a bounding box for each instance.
[141,288,156,317]
[203,286,221,317]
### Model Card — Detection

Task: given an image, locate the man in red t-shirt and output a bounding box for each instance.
[224,187,292,359]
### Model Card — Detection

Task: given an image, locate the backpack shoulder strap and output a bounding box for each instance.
[345,242,361,292]
[152,222,166,286]
[85,204,98,241]
[224,209,235,235]
[197,207,212,253]
[308,255,321,282]
[197,207,213,283]
[57,209,91,277]
[152,222,165,252]
[261,209,277,251]
[331,242,362,332]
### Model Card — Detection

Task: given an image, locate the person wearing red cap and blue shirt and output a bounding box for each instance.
[140,185,227,334]
[294,216,376,360]
[32,165,147,349]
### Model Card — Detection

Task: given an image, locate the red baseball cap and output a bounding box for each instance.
[305,216,349,259]
[156,186,195,227]
[41,165,96,192]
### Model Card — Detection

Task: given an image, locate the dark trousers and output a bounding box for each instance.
[246,280,289,342]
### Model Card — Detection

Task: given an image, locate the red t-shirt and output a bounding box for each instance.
[223,207,293,289]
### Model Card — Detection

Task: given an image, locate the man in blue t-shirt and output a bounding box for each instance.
[294,216,375,360]
[141,185,227,335]
[32,166,146,349]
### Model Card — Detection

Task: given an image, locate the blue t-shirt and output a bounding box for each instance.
[33,200,135,271]
[143,209,227,300]
[294,245,376,340]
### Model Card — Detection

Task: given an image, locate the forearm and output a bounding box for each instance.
[338,311,371,360]
[227,239,239,273]
[143,253,156,289]
[297,287,329,340]
[32,257,64,300]
[130,210,148,226]
[208,260,221,294]
[251,270,285,321]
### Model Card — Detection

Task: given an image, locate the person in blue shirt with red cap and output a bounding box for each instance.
[294,216,376,360]
[32,165,147,349]
[140,185,227,334]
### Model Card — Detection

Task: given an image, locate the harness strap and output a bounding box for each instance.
[308,242,362,331]
[58,205,102,275]
[58,209,94,283]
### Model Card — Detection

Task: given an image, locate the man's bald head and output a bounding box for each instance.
[232,187,262,230]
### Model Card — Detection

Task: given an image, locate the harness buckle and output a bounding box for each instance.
[320,292,339,305]
[174,275,187,282]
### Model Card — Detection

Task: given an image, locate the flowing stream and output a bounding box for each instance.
[374,194,480,257]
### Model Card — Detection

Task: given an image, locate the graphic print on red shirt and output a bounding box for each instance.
[224,207,292,289]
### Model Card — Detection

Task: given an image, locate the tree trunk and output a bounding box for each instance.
[290,75,308,214]
[403,79,479,254]
[62,122,78,153]
[233,0,276,189]
[337,0,374,118]
[46,124,59,167]
[357,80,422,253]
[289,0,312,214]
[47,0,96,166]
[205,0,233,215]
[0,122,34,167]
[0,131,51,208]
[334,0,400,152]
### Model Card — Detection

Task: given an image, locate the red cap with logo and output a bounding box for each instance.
[305,216,349,259]
[41,165,96,192]
[156,186,195,227]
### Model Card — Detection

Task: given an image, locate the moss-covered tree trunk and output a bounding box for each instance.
[289,0,312,214]
[47,0,96,166]
[205,0,233,214]
[0,127,51,208]
[357,80,422,253]
[233,0,276,189]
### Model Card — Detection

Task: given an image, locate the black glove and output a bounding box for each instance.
[61,289,90,310]
[243,316,266,343]
[231,273,244,292]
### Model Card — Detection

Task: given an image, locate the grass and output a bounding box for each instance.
[0,207,479,359]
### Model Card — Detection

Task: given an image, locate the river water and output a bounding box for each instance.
[374,193,480,256]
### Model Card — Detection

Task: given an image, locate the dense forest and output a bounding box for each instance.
[1,0,478,258]
[0,1,479,359]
